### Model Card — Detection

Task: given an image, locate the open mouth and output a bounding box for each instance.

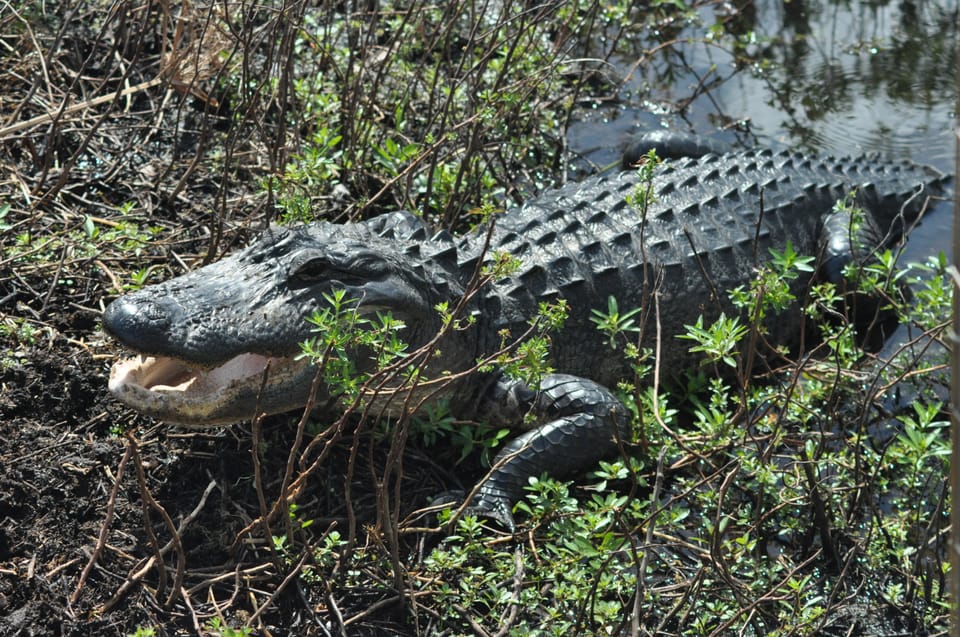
[110,353,280,393]
[108,352,313,425]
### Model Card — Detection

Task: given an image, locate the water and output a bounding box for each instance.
[567,0,956,260]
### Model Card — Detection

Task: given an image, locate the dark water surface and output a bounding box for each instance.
[567,0,956,260]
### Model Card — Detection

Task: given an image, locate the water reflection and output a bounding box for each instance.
[570,0,957,169]
[567,0,956,256]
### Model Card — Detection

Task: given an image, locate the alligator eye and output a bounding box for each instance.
[289,254,388,286]
[351,257,389,278]
[290,256,335,283]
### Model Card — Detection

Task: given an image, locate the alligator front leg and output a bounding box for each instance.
[469,374,631,530]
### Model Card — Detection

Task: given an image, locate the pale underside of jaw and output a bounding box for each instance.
[108,352,310,424]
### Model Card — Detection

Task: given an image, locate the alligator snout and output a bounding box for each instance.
[103,295,179,356]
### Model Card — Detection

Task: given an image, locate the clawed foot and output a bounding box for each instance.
[430,489,517,533]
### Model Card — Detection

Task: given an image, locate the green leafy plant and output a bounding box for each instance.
[298,289,412,401]
[590,295,643,348]
[479,299,568,388]
[679,311,749,369]
[203,617,252,637]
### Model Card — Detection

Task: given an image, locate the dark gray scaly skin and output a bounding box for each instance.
[103,143,948,528]
[622,129,735,166]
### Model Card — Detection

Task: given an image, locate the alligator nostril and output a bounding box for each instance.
[103,295,176,351]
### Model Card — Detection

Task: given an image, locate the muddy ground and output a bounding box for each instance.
[0,2,436,633]
[1,341,450,634]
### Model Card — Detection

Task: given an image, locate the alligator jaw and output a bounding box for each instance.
[108,352,312,425]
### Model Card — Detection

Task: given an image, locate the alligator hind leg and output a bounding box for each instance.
[819,201,904,348]
[819,201,885,284]
[469,374,630,530]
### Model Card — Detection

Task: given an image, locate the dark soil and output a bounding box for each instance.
[1,337,455,635]
[0,2,436,633]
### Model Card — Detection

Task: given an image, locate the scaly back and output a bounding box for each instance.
[463,149,946,383]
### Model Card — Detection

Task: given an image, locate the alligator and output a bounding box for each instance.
[103,138,947,528]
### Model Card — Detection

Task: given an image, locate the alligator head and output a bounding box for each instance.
[103,215,465,425]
